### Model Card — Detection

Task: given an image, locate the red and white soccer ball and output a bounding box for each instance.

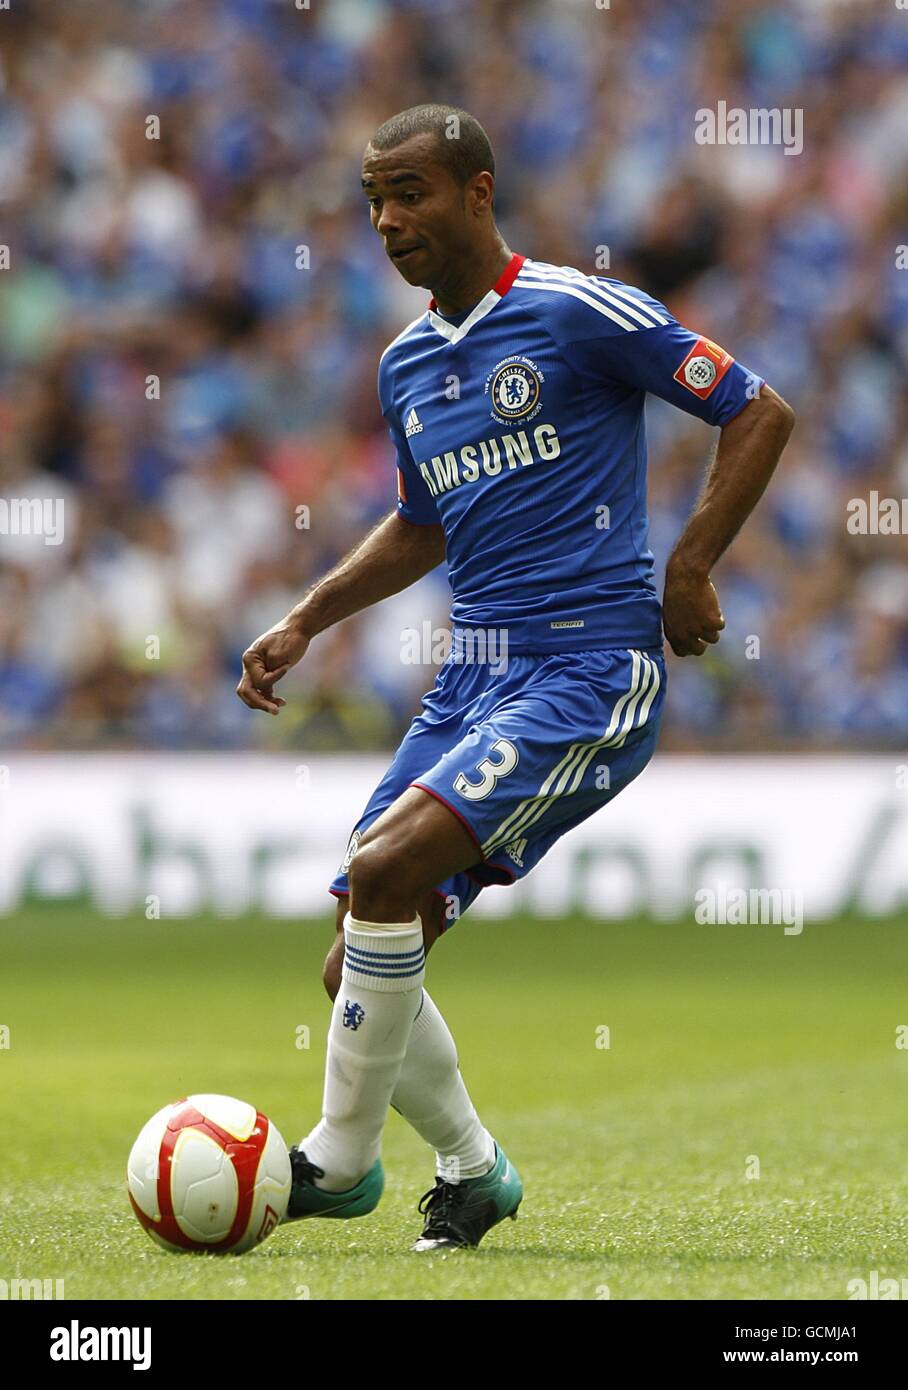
[127,1094,291,1254]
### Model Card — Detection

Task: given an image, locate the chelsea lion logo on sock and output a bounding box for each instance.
[343,1000,365,1031]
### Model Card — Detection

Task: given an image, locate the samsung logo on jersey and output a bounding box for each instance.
[418,424,561,497]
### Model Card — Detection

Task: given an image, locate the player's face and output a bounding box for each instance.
[361,136,472,289]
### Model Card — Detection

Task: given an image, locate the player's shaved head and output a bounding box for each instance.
[362,105,511,313]
[369,104,495,192]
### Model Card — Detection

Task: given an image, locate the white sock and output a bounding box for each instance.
[391,989,496,1181]
[300,912,425,1191]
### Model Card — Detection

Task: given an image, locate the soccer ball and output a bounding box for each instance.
[127,1093,291,1254]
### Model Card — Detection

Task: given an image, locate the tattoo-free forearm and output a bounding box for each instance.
[288,510,446,637]
[667,385,795,577]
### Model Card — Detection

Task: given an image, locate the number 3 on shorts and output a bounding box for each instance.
[453,738,519,801]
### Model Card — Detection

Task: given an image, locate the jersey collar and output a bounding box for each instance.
[426,253,525,345]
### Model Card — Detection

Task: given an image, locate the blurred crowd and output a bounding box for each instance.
[1,0,907,751]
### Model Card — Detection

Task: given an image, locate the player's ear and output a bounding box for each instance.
[469,171,494,217]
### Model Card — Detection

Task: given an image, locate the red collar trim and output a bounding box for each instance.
[428,253,525,312]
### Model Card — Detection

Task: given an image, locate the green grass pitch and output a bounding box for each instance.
[1,905,907,1300]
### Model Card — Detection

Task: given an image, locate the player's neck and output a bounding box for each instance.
[430,241,514,315]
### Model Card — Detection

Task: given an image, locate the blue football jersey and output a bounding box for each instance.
[380,253,763,652]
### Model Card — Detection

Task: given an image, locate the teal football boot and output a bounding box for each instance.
[284,1146,384,1221]
[412,1142,523,1251]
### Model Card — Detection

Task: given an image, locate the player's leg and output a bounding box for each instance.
[326,890,497,1191]
[334,786,531,1250]
[290,787,483,1206]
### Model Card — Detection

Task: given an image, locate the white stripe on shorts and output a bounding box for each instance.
[480,649,659,858]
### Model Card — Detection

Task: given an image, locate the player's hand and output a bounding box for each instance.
[662,567,725,657]
[236,617,310,715]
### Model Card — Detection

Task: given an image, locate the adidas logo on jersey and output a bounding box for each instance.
[404,407,423,438]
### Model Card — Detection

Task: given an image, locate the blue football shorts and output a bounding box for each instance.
[329,646,667,928]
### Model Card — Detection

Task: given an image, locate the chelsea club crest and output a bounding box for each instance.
[485,355,544,425]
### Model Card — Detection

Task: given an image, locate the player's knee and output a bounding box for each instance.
[347,836,421,914]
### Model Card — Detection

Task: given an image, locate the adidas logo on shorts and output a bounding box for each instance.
[503,838,527,868]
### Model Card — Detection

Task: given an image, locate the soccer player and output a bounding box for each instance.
[236,105,795,1251]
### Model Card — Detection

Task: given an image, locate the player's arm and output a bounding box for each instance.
[563,297,795,659]
[663,383,795,656]
[236,510,445,715]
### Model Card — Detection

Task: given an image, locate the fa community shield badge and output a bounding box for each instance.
[486,355,544,424]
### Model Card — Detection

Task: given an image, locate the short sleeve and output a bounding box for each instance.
[561,282,764,427]
[378,355,439,526]
[386,406,440,525]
